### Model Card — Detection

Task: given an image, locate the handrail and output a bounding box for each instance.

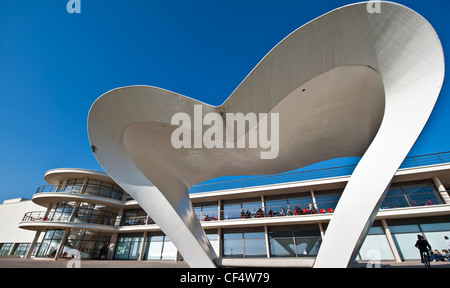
[190,151,450,193]
[22,210,119,226]
[195,191,445,221]
[35,183,128,202]
[22,192,445,226]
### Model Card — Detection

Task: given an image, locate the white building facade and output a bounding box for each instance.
[1,152,450,267]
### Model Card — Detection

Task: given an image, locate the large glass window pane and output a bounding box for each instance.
[161,239,177,260]
[359,234,395,261]
[244,239,267,258]
[223,239,243,258]
[314,190,340,211]
[128,238,142,260]
[392,233,420,260]
[244,232,265,239]
[207,232,219,256]
[295,237,321,257]
[114,241,131,259]
[146,236,164,260]
[423,231,450,254]
[269,238,296,257]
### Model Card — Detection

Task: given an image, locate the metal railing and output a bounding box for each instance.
[22,210,118,226]
[195,191,446,221]
[120,216,155,226]
[22,191,447,226]
[190,151,450,193]
[36,184,126,201]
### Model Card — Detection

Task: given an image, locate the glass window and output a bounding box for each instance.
[265,193,314,217]
[223,228,266,258]
[161,238,177,260]
[114,234,143,260]
[206,230,219,256]
[144,233,178,261]
[388,220,424,260]
[194,202,218,221]
[0,243,13,255]
[314,190,341,211]
[224,239,244,258]
[358,222,395,261]
[269,225,321,258]
[36,229,64,258]
[269,237,296,257]
[12,243,31,256]
[383,180,442,208]
[223,198,262,220]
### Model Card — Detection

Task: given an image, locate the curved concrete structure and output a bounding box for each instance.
[87,2,444,267]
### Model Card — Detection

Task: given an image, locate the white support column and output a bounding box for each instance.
[54,229,70,260]
[318,222,325,239]
[25,230,41,259]
[311,190,317,210]
[433,176,450,204]
[381,219,402,262]
[139,231,148,261]
[218,199,222,221]
[218,228,223,258]
[108,233,119,260]
[264,225,271,258]
[261,195,266,214]
[80,177,89,194]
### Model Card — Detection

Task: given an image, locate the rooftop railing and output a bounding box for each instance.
[190,151,450,193]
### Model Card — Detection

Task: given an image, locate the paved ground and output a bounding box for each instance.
[0,257,189,268]
[1,257,450,268]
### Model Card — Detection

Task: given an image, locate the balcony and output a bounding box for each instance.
[22,210,118,225]
[195,191,447,222]
[36,183,125,201]
[32,182,130,208]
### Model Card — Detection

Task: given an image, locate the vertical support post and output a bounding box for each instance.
[433,176,450,204]
[264,225,271,258]
[25,230,41,259]
[139,231,148,261]
[381,219,402,262]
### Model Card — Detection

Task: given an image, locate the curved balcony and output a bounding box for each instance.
[19,210,119,232]
[32,183,128,208]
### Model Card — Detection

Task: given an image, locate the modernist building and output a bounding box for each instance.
[0,2,446,269]
[1,151,450,267]
[86,2,445,268]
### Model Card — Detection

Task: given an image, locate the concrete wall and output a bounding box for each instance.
[0,199,42,243]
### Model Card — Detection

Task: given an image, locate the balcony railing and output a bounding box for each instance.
[36,184,126,202]
[22,211,119,226]
[22,191,447,227]
[190,151,450,193]
[195,191,446,221]
[120,216,155,226]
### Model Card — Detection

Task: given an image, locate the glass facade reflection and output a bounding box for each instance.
[223,228,266,258]
[269,224,321,257]
[114,234,142,260]
[143,233,177,260]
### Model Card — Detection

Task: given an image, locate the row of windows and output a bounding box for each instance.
[110,217,450,261]
[65,179,125,200]
[194,180,444,221]
[4,216,450,262]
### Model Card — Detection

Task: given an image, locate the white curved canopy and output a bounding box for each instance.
[88,2,444,267]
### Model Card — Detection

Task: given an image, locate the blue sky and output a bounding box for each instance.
[0,0,449,202]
